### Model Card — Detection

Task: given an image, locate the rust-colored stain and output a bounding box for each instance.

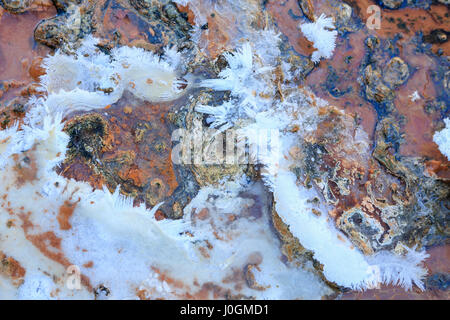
[0,0,448,300]
[266,0,316,57]
[59,97,180,208]
[59,161,106,190]
[12,152,39,186]
[0,7,55,101]
[176,4,195,25]
[349,0,450,55]
[57,200,79,231]
[176,1,259,59]
[0,251,26,283]
[267,0,449,182]
[17,210,93,290]
[393,43,447,164]
[137,267,235,300]
[305,31,378,138]
[92,0,174,51]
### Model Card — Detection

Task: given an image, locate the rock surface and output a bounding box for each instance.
[0,0,448,300]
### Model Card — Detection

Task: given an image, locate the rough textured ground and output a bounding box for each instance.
[0,0,448,299]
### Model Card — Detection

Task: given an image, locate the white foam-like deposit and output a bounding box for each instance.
[36,36,190,116]
[300,14,338,63]
[433,118,450,160]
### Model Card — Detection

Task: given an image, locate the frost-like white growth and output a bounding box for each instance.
[409,91,421,102]
[0,11,431,297]
[433,118,450,160]
[196,101,238,131]
[0,123,23,168]
[197,40,429,292]
[201,42,255,93]
[0,111,331,299]
[201,36,279,99]
[111,45,188,102]
[272,170,373,288]
[199,42,276,129]
[268,158,429,291]
[249,28,282,66]
[0,115,68,171]
[367,245,429,291]
[37,36,190,115]
[178,177,332,299]
[300,14,337,63]
[44,89,123,114]
[173,0,259,33]
[17,273,59,300]
[199,42,376,288]
[0,29,335,299]
[40,37,115,95]
[174,0,275,62]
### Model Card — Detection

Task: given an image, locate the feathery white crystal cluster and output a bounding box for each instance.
[197,39,278,131]
[0,3,430,296]
[173,0,262,54]
[35,36,189,116]
[300,14,338,63]
[0,124,332,298]
[0,38,333,299]
[433,118,450,160]
[197,37,429,291]
[0,123,22,168]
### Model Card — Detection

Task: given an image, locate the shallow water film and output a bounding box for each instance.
[0,0,448,300]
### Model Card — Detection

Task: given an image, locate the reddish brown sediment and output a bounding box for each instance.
[351,1,450,166]
[265,2,448,288]
[28,56,45,80]
[424,245,450,274]
[58,98,180,209]
[0,7,55,101]
[393,42,448,164]
[266,0,317,57]
[12,151,39,186]
[17,209,93,290]
[93,1,161,50]
[176,4,196,25]
[0,193,93,294]
[425,159,449,180]
[35,2,190,215]
[304,31,378,139]
[57,199,79,231]
[0,5,55,129]
[176,0,267,59]
[91,0,191,52]
[268,0,380,136]
[58,161,106,190]
[341,283,449,300]
[347,0,450,55]
[0,251,26,285]
[176,3,238,59]
[267,0,450,164]
[0,0,448,299]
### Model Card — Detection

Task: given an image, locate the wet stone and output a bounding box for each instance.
[0,0,30,13]
[378,0,404,9]
[383,57,409,88]
[34,2,93,49]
